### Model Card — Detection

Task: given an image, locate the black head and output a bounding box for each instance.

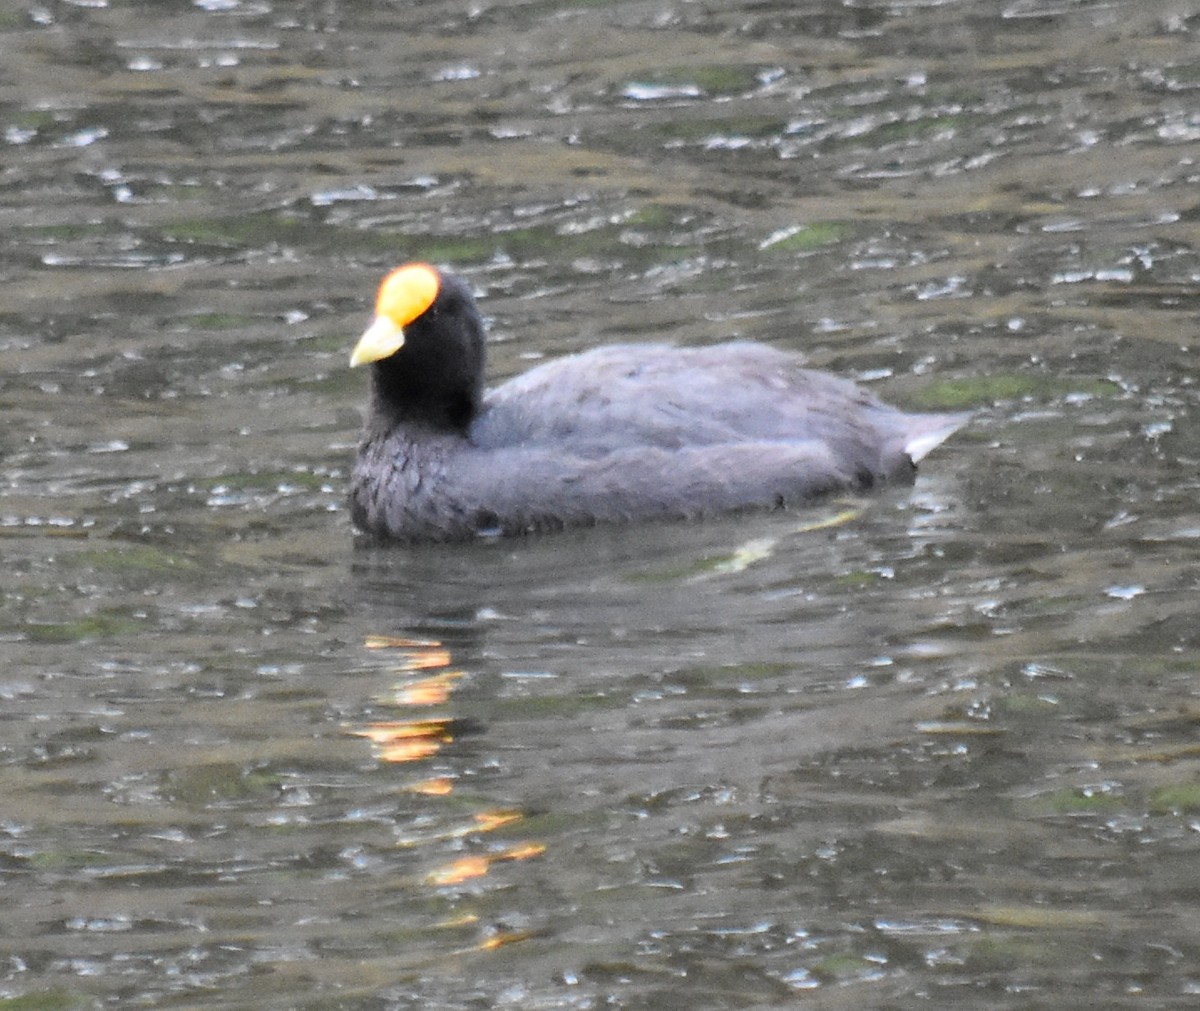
[351,265,486,434]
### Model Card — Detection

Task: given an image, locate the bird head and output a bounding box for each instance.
[349,262,441,367]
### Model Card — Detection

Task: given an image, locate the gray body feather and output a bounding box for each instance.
[350,341,967,542]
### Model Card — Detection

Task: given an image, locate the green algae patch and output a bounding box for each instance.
[1148,781,1200,816]
[811,951,877,982]
[0,991,98,1011]
[165,762,282,807]
[971,904,1106,929]
[23,610,143,644]
[1020,786,1125,817]
[627,64,763,97]
[69,544,199,574]
[910,374,1122,410]
[761,222,849,252]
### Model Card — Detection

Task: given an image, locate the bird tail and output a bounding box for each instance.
[903,412,971,463]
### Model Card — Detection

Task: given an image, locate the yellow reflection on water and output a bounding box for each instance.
[363,634,439,650]
[503,842,547,861]
[425,841,547,887]
[390,670,463,706]
[364,634,453,670]
[473,810,521,832]
[426,855,491,886]
[478,928,536,951]
[407,776,456,796]
[352,718,454,763]
[350,632,544,953]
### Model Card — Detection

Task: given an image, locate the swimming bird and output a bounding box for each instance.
[348,263,967,542]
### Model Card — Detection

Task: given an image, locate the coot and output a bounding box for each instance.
[348,263,967,542]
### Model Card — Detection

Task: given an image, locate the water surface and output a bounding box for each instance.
[3,1,1200,1008]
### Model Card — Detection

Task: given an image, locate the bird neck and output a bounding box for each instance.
[367,365,481,436]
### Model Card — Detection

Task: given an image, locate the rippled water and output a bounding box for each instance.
[3,0,1199,1007]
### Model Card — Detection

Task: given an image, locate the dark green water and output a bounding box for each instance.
[3,1,1199,1007]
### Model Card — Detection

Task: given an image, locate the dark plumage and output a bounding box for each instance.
[348,264,968,543]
